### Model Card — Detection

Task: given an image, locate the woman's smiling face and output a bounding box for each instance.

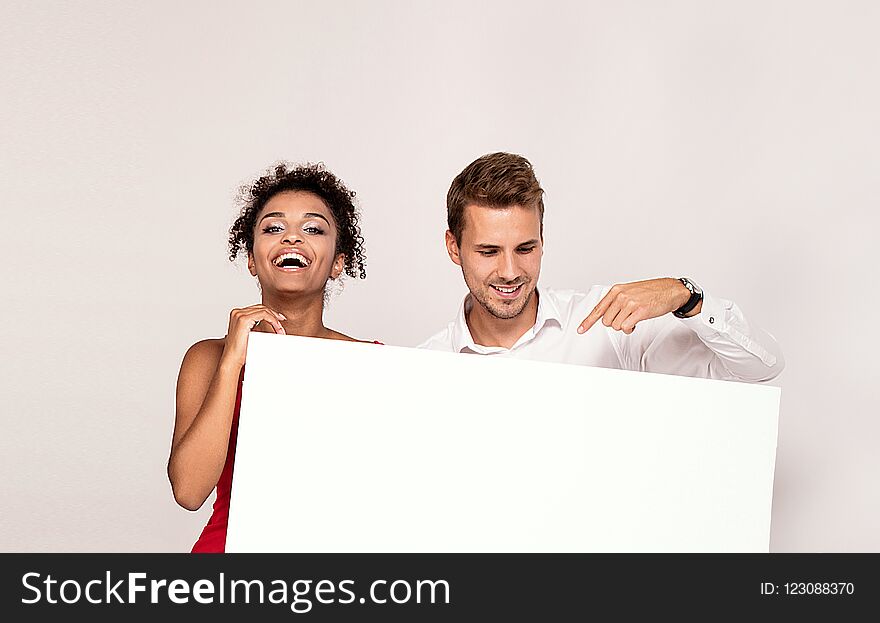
[248,190,345,296]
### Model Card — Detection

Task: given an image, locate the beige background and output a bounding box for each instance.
[1,0,877,552]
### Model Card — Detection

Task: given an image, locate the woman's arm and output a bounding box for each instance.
[167,305,286,511]
[167,340,240,511]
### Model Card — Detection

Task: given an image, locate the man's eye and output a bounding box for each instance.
[518,246,535,254]
[479,250,497,256]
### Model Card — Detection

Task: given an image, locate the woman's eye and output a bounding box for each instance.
[262,224,284,234]
[304,225,324,235]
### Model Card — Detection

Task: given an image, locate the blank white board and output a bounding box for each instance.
[226,332,780,552]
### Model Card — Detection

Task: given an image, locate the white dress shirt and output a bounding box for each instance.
[418,286,784,382]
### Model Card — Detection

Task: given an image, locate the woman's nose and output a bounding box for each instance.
[281,232,303,245]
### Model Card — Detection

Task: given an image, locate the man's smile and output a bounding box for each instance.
[490,283,524,299]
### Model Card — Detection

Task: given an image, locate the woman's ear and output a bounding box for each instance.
[247,252,257,276]
[331,254,345,279]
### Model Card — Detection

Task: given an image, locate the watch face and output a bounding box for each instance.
[681,278,702,296]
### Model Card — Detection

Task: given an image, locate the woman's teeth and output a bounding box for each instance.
[273,252,310,268]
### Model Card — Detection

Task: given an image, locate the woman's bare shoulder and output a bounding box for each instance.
[181,338,226,368]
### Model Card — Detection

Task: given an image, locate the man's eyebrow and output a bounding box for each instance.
[474,240,540,249]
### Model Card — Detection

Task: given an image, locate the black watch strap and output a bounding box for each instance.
[673,277,703,318]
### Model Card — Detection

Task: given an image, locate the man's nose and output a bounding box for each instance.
[496,251,518,281]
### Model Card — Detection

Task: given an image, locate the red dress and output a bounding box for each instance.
[190,342,382,553]
[190,373,243,553]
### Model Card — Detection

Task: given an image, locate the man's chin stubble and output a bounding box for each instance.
[481,289,532,321]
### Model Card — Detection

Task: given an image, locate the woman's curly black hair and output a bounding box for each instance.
[228,162,366,279]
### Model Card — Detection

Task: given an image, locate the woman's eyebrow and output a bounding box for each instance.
[259,211,331,225]
[303,212,331,225]
[259,211,286,223]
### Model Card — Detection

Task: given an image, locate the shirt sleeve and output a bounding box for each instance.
[613,289,785,382]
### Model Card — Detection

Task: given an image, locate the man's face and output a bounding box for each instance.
[446,204,543,320]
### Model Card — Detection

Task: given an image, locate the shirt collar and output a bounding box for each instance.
[451,286,563,353]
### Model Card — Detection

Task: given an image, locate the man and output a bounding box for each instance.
[419,152,784,382]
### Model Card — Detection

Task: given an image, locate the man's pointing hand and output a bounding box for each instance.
[577,278,698,335]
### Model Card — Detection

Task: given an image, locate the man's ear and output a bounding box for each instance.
[445,230,462,266]
[247,252,257,276]
[331,253,345,279]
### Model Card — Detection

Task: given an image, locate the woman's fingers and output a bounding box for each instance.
[222,306,288,368]
[240,308,286,335]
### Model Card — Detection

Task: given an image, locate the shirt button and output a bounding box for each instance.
[709,316,715,324]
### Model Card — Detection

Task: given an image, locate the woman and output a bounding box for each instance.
[168,162,371,552]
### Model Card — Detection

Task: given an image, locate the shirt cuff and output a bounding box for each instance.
[676,289,727,338]
[677,289,779,368]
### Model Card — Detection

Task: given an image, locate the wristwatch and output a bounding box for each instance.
[673,277,703,318]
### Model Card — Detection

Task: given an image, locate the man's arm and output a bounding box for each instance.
[578,278,784,382]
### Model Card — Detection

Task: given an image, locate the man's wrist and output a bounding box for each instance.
[672,277,703,318]
[672,279,691,308]
[682,299,703,318]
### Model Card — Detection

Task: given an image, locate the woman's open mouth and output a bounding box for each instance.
[272,251,311,271]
